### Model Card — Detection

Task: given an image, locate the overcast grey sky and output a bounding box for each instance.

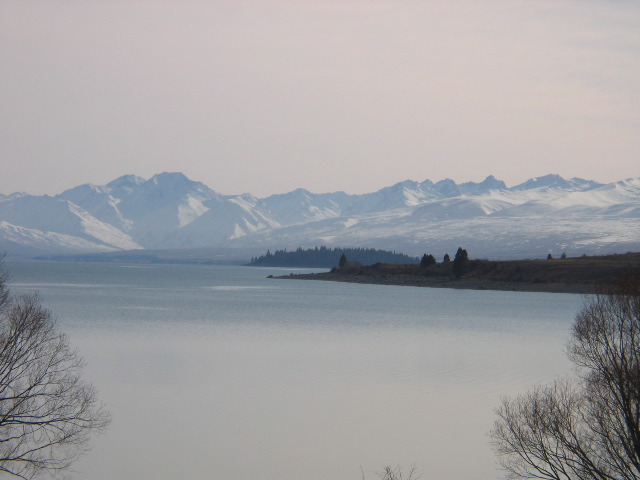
[1,1,639,197]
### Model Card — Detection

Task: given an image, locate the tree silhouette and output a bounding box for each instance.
[490,274,640,480]
[0,262,110,478]
[452,247,469,278]
[420,254,436,268]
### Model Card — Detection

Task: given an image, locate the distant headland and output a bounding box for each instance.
[271,252,640,294]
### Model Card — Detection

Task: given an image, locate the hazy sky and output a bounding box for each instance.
[1,1,639,197]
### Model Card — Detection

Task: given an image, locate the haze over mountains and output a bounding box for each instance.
[1,172,639,260]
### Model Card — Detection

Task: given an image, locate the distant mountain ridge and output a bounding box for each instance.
[1,172,638,260]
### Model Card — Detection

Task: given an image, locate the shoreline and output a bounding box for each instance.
[272,271,594,294]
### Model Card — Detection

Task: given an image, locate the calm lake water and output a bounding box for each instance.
[6,261,584,480]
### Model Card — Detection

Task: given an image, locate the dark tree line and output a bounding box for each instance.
[249,247,419,268]
[420,254,436,267]
[420,248,469,278]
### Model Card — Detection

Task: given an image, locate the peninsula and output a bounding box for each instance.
[272,252,640,294]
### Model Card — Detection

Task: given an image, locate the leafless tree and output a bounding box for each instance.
[490,274,640,480]
[0,265,110,479]
[361,464,422,480]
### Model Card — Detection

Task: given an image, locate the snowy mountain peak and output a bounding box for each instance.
[61,175,145,201]
[149,171,190,185]
[146,172,212,194]
[433,178,461,197]
[511,174,600,191]
[512,174,564,190]
[394,180,420,189]
[568,177,603,190]
[616,178,640,190]
[272,188,314,200]
[373,180,419,196]
[1,192,28,201]
[1,172,639,259]
[136,172,219,202]
[106,174,146,191]
[459,175,507,195]
[481,174,506,188]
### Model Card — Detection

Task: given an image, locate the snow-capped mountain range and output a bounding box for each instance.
[1,172,639,260]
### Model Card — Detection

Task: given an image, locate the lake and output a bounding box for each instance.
[5,261,583,480]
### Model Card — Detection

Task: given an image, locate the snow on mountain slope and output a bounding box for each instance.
[59,172,219,235]
[411,196,516,220]
[106,174,147,192]
[487,178,640,220]
[261,189,347,225]
[66,203,141,250]
[0,221,121,255]
[0,195,140,250]
[126,182,278,248]
[224,205,640,260]
[337,175,509,216]
[511,174,602,191]
[227,194,281,234]
[156,194,280,248]
[459,175,507,195]
[553,178,640,210]
[58,175,145,231]
[552,179,638,209]
[58,172,232,248]
[177,196,210,227]
[112,172,221,225]
[338,179,460,215]
[60,172,281,249]
[0,172,638,258]
[223,175,640,259]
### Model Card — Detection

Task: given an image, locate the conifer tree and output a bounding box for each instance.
[420,254,436,268]
[452,247,469,278]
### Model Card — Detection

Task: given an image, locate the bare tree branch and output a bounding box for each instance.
[0,263,110,479]
[490,274,640,480]
[361,464,422,480]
